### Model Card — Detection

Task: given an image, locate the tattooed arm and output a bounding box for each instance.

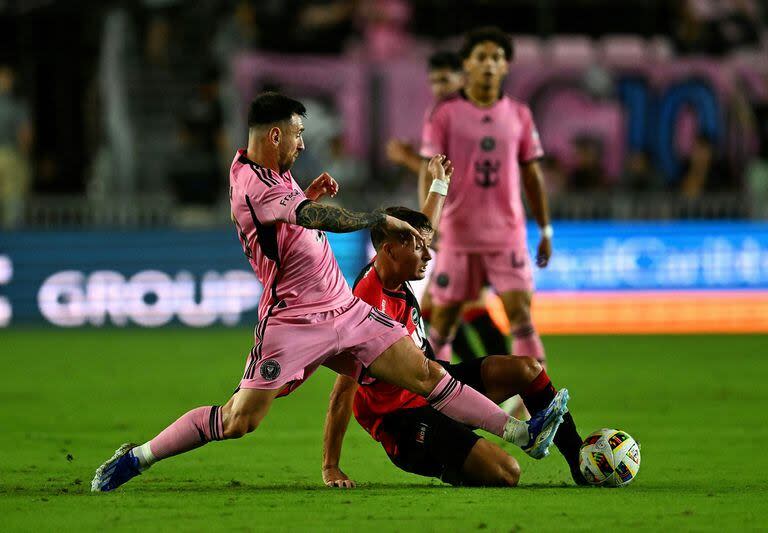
[296,201,385,233]
[296,201,423,241]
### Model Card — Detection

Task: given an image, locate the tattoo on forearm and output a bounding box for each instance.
[296,202,385,233]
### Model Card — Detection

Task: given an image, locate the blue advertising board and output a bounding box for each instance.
[1,222,767,327]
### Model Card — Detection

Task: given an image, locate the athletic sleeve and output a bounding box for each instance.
[419,104,449,159]
[518,105,544,163]
[244,169,306,225]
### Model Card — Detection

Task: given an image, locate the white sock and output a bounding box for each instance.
[132,442,156,471]
[503,418,530,448]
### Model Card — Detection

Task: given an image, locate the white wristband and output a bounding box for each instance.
[540,224,553,239]
[429,179,449,196]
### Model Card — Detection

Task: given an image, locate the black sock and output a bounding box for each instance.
[451,324,477,363]
[553,412,583,472]
[468,313,508,355]
[521,376,584,479]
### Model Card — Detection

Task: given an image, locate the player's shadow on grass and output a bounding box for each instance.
[83,480,586,494]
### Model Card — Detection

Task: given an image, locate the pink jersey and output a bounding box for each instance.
[229,150,353,318]
[420,93,544,252]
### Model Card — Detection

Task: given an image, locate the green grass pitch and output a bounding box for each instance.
[2,329,767,531]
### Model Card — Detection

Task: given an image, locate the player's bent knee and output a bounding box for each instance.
[419,359,447,396]
[407,359,444,398]
[221,412,260,439]
[499,456,521,487]
[506,305,531,327]
[520,356,542,382]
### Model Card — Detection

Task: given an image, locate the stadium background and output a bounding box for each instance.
[1,1,767,531]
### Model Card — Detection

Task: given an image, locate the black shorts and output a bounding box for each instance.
[377,357,489,485]
[379,406,481,486]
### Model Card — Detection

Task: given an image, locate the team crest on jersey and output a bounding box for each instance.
[411,307,419,325]
[260,360,281,381]
[436,273,450,287]
[480,136,496,152]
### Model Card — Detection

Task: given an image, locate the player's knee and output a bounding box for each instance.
[416,359,445,397]
[506,303,531,326]
[499,456,521,487]
[520,356,542,383]
[221,410,260,439]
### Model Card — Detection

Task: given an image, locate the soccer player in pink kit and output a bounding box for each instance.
[420,27,553,369]
[91,92,568,492]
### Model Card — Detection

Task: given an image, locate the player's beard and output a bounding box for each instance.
[279,151,298,173]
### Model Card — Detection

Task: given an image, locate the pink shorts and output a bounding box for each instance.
[238,298,408,395]
[429,247,534,305]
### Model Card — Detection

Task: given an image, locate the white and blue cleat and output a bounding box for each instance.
[91,443,142,492]
[512,388,569,460]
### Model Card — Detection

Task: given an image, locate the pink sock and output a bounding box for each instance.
[149,406,224,460]
[427,373,509,437]
[428,329,453,362]
[513,323,546,363]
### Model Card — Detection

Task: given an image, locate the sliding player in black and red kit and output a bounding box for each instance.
[321,157,586,487]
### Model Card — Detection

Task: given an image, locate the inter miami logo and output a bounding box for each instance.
[480,136,496,152]
[436,273,450,287]
[260,360,281,381]
[474,160,501,188]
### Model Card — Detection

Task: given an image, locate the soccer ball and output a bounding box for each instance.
[579,428,641,487]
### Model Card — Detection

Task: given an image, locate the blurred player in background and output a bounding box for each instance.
[386,51,463,175]
[386,50,509,364]
[419,27,553,373]
[321,160,583,487]
[92,92,568,492]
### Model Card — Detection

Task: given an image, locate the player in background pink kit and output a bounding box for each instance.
[91,92,568,492]
[419,27,553,373]
[387,50,510,364]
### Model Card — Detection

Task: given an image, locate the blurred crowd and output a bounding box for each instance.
[1,0,768,227]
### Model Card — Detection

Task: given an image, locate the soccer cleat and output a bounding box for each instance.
[91,443,142,492]
[516,388,569,460]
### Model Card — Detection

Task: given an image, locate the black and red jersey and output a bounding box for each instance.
[351,259,435,453]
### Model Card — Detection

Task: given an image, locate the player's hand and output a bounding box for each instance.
[383,215,425,248]
[323,466,356,489]
[386,139,416,166]
[305,172,339,201]
[536,236,552,268]
[427,154,453,185]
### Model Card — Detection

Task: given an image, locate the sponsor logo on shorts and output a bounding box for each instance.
[260,360,281,381]
[416,422,429,444]
[436,273,450,288]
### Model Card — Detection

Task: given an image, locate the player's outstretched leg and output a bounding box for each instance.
[367,337,567,458]
[519,367,587,484]
[91,388,278,492]
[479,355,587,484]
